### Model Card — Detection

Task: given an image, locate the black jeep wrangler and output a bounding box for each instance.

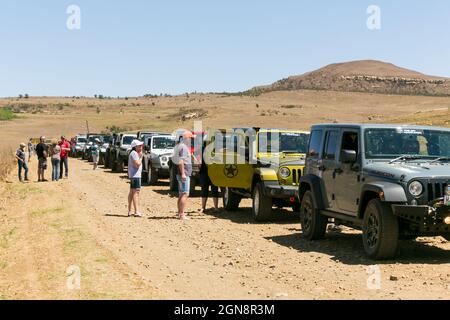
[298,124,450,260]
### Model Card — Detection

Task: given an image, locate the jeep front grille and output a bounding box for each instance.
[427,182,448,202]
[292,169,302,184]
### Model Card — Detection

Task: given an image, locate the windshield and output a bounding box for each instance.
[122,136,135,145]
[77,137,87,143]
[258,132,309,154]
[88,136,102,143]
[364,128,450,159]
[102,136,112,143]
[152,137,175,149]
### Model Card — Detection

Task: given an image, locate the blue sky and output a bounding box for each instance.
[1,0,449,97]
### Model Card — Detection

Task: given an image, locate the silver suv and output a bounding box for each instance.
[299,124,450,259]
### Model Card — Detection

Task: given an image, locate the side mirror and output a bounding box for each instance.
[341,149,357,163]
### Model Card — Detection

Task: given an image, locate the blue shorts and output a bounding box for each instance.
[130,178,141,190]
[176,174,191,195]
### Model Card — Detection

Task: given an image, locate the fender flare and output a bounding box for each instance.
[298,174,328,210]
[360,181,407,203]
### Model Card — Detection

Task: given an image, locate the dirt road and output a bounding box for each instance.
[0,158,449,299]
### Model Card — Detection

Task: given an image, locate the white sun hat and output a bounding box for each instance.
[131,140,144,148]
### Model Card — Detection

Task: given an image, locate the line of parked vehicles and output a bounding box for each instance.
[71,123,450,260]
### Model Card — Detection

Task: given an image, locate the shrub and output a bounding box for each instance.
[106,125,131,134]
[0,108,16,121]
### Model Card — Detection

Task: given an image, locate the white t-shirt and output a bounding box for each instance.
[128,150,142,178]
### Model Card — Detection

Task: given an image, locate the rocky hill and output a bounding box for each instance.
[251,60,450,96]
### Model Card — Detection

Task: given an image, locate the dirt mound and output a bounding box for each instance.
[252,60,450,96]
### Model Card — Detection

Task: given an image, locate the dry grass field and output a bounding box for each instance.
[1,89,450,148]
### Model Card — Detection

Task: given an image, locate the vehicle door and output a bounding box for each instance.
[320,129,341,210]
[335,129,362,215]
[207,130,254,189]
[305,129,323,176]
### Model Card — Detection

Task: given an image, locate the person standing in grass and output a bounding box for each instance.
[15,143,29,182]
[50,139,61,181]
[35,136,49,182]
[127,140,144,217]
[59,135,70,179]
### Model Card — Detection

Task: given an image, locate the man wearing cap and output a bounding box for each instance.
[128,139,144,217]
[15,143,29,182]
[59,135,70,179]
[173,131,193,220]
[35,136,49,182]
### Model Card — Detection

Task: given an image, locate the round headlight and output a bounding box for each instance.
[279,167,291,178]
[408,181,423,197]
[161,156,167,162]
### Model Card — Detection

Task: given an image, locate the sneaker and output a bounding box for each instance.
[134,212,143,218]
[180,215,190,220]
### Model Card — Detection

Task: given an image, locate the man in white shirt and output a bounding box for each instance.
[128,140,144,217]
[172,131,193,220]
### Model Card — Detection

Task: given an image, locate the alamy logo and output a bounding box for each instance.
[367,5,381,30]
[66,265,81,290]
[366,265,381,290]
[66,5,81,30]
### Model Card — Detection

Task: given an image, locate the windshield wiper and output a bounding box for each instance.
[388,155,433,164]
[429,157,450,163]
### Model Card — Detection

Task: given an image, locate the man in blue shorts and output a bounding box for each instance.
[173,131,193,220]
[128,139,144,217]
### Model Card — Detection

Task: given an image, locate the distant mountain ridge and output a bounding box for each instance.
[251,60,450,96]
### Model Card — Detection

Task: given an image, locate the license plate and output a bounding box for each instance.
[445,195,450,206]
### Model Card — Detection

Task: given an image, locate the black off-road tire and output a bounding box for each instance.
[104,153,110,169]
[252,182,274,222]
[147,167,159,186]
[300,191,328,240]
[116,160,124,173]
[223,187,241,211]
[362,199,399,260]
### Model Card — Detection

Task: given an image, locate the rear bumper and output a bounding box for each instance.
[392,204,450,235]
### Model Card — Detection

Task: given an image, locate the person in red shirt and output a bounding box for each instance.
[59,136,71,179]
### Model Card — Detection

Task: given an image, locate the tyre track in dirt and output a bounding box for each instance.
[63,159,450,299]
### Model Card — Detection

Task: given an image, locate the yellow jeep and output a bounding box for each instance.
[206,128,310,221]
